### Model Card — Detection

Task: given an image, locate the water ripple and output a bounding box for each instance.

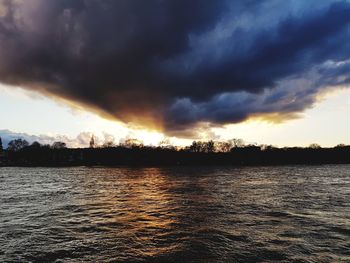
[0,165,350,262]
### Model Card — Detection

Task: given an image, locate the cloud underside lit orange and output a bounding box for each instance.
[1,0,350,138]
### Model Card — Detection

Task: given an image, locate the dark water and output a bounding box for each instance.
[0,166,349,263]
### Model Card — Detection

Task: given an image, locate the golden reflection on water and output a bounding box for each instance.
[74,167,296,258]
[75,167,219,257]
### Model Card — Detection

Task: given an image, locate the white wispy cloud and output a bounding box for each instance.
[0,129,98,148]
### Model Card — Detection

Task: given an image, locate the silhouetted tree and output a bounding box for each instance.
[260,144,275,151]
[189,141,201,152]
[335,144,346,148]
[30,141,42,149]
[204,140,215,153]
[122,138,143,148]
[309,143,321,149]
[231,138,245,148]
[158,139,176,150]
[103,140,115,148]
[215,141,233,152]
[90,135,95,148]
[0,137,3,151]
[51,141,67,149]
[41,144,51,149]
[7,139,29,152]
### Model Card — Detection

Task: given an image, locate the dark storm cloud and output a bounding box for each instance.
[0,0,350,135]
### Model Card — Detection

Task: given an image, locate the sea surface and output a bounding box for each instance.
[0,165,349,262]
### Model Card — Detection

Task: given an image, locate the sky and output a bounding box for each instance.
[1,0,350,148]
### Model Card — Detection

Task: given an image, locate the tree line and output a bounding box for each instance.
[4,139,67,152]
[1,137,227,152]
[0,137,348,153]
[1,136,350,167]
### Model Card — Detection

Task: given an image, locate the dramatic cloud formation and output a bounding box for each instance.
[0,0,350,136]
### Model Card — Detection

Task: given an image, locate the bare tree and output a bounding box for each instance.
[103,140,115,148]
[204,140,215,153]
[122,138,143,148]
[216,141,233,152]
[231,138,245,148]
[189,141,201,152]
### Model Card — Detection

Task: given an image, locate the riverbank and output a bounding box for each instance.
[1,145,350,167]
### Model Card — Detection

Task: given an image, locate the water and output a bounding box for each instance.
[0,165,349,262]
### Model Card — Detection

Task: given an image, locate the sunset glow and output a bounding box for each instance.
[1,83,350,147]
